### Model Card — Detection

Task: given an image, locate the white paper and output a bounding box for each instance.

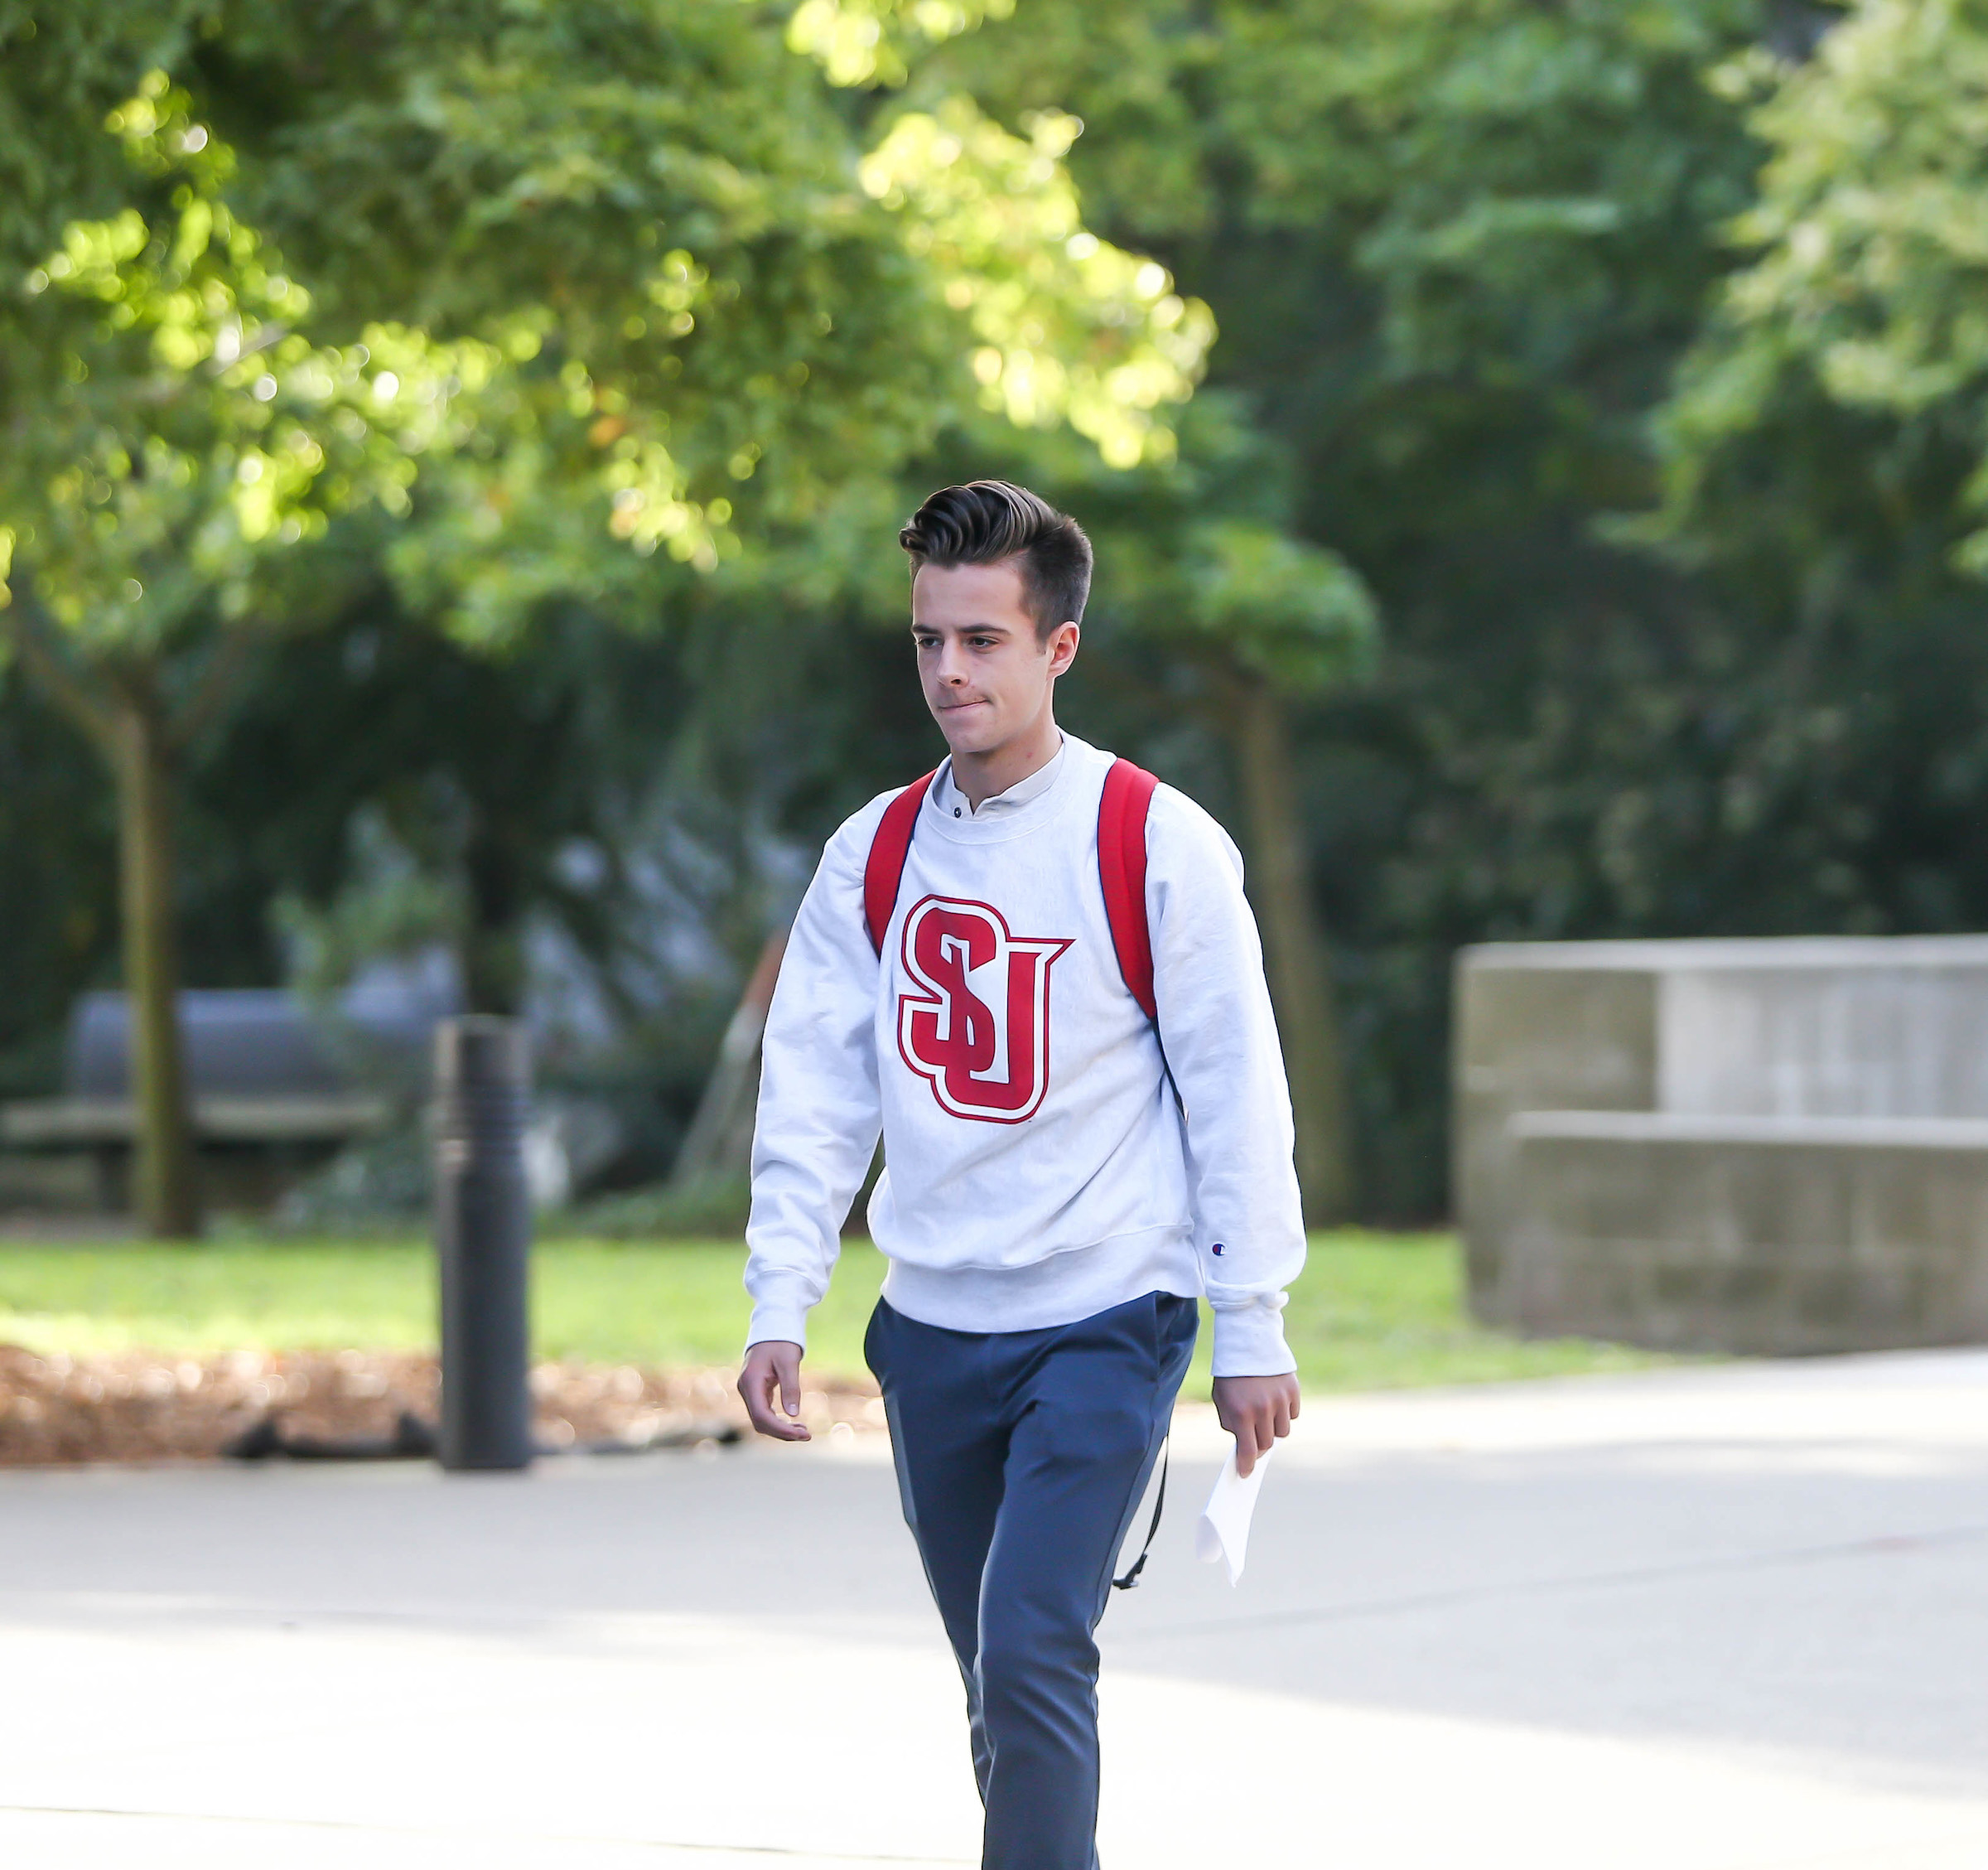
[1195,1444,1272,1585]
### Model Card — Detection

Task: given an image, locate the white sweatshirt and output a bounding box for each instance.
[744,733,1305,1377]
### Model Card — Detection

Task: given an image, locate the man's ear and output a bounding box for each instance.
[1047,621,1080,675]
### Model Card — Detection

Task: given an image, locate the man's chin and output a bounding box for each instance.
[935,708,1003,754]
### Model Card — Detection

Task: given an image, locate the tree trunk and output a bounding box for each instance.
[1229,674,1354,1225]
[112,684,201,1238]
[463,819,528,1014]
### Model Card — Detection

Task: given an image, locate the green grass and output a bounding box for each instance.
[1272,1231,1670,1389]
[0,1230,1668,1390]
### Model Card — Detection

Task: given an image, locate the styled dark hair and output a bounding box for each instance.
[899,481,1093,638]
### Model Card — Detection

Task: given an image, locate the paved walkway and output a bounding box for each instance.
[4,1351,1987,1868]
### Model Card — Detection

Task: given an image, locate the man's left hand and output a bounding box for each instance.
[1211,1372,1300,1477]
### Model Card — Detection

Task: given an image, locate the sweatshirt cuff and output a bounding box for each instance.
[745,1271,816,1354]
[1209,1295,1297,1379]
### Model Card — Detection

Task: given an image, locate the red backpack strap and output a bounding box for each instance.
[863,771,938,954]
[1098,757,1160,1021]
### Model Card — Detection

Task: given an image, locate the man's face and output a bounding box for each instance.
[910,558,1078,756]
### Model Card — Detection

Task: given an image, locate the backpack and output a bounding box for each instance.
[861,756,1160,1021]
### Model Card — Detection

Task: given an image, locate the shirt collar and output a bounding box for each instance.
[931,736,1067,821]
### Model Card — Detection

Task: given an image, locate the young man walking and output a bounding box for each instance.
[738,481,1305,1870]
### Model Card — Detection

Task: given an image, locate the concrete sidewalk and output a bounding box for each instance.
[3,1350,1987,1868]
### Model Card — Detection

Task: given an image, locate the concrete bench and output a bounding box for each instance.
[1457,937,1988,1353]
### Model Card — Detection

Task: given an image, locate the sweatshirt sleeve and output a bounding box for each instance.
[743,802,887,1352]
[1146,787,1307,1377]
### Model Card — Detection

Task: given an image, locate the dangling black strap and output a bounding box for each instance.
[1112,1439,1170,1591]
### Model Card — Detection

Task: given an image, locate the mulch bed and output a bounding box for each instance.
[0,1344,885,1467]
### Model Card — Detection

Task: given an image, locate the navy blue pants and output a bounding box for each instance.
[865,1291,1199,1870]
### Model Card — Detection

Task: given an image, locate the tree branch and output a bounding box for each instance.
[1,601,120,762]
[168,624,260,751]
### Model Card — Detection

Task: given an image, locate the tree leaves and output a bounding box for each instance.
[859,98,1212,467]
[1658,0,1988,573]
[1170,521,1378,693]
[3,74,490,660]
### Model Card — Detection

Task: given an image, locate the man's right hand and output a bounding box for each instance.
[738,1339,811,1442]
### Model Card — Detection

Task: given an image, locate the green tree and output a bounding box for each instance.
[0,81,457,1233]
[1619,7,1988,1004]
[1156,521,1378,1222]
[1655,1,1988,567]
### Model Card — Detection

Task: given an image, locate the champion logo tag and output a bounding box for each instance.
[1211,1243,1227,1257]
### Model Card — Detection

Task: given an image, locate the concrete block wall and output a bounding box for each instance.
[1455,937,1988,1353]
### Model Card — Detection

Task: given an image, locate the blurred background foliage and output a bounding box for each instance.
[10,0,1988,1230]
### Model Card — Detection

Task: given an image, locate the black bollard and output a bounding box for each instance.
[433,1016,534,1471]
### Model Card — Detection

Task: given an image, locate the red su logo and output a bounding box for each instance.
[896,896,1071,1123]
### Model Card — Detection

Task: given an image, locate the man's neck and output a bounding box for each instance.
[951,714,1063,811]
